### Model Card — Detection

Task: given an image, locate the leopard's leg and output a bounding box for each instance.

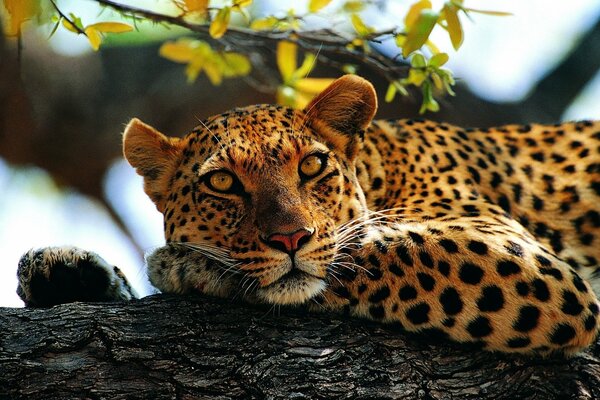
[17,247,137,307]
[323,211,600,355]
[145,244,242,298]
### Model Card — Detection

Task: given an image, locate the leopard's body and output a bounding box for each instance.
[17,75,600,355]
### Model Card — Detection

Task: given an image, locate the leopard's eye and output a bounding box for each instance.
[299,153,327,179]
[208,171,234,192]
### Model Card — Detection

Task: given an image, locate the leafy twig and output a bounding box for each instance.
[91,0,408,82]
[49,0,87,36]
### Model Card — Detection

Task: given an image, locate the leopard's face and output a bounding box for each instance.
[164,107,365,304]
[124,76,377,304]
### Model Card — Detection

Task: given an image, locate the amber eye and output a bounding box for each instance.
[208,171,234,192]
[299,154,326,179]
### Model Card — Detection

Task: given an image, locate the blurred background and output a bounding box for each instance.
[1,0,599,307]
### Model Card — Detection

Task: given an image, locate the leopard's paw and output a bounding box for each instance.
[17,246,137,307]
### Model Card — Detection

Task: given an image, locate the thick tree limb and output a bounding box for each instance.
[1,294,600,399]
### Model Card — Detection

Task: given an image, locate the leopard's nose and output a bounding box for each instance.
[263,228,314,255]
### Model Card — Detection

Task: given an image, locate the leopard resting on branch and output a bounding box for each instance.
[16,75,600,355]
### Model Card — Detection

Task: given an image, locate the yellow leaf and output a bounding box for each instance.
[277,41,298,83]
[159,40,198,63]
[351,13,373,37]
[407,68,427,86]
[2,0,39,36]
[395,34,405,48]
[404,0,431,31]
[209,6,230,39]
[424,39,440,55]
[221,53,251,76]
[343,1,364,13]
[293,91,314,109]
[235,0,253,7]
[86,22,133,33]
[185,59,204,82]
[62,19,79,33]
[84,26,102,51]
[309,0,332,13]
[277,85,313,108]
[402,9,438,57]
[250,16,279,30]
[431,72,443,90]
[295,78,335,95]
[443,4,463,50]
[292,53,316,81]
[184,0,209,14]
[203,62,223,85]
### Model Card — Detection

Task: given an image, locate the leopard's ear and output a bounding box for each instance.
[123,118,183,213]
[303,75,377,160]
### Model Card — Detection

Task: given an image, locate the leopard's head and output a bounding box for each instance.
[123,75,377,304]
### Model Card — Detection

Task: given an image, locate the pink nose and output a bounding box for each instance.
[265,228,314,254]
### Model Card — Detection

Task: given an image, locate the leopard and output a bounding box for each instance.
[16,75,600,355]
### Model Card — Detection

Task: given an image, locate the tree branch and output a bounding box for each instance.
[2,294,600,399]
[93,0,409,83]
[50,0,88,36]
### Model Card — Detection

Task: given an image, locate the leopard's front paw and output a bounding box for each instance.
[17,246,137,307]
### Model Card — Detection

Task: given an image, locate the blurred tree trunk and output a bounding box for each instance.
[1,295,599,399]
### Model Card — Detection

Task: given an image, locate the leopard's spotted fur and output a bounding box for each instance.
[18,75,600,354]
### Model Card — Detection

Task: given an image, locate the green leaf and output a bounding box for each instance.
[308,0,332,13]
[385,83,397,103]
[402,9,439,57]
[420,81,440,114]
[431,72,443,90]
[395,82,409,96]
[69,13,84,31]
[437,68,456,95]
[429,52,449,67]
[410,53,427,68]
[444,3,463,50]
[342,64,357,74]
[48,18,61,39]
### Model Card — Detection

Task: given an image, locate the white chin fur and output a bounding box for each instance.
[256,275,326,305]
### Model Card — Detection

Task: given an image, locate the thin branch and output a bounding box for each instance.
[91,0,409,82]
[50,0,87,36]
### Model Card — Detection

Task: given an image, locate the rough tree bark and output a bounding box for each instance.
[1,294,599,399]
